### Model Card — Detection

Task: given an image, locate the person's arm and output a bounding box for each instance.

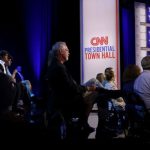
[11,69,17,82]
[55,64,95,94]
[95,87,123,100]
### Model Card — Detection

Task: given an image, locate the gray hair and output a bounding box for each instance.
[48,41,66,66]
[141,56,150,70]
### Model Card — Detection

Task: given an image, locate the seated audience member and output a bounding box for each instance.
[123,64,141,94]
[0,50,12,74]
[96,73,105,86]
[103,67,113,86]
[83,73,105,88]
[0,50,20,135]
[134,56,150,111]
[0,50,31,119]
[4,55,17,82]
[134,56,150,130]
[45,41,96,138]
[123,64,142,107]
[95,67,126,139]
[0,50,21,83]
[104,67,125,111]
[123,64,144,136]
[0,72,19,135]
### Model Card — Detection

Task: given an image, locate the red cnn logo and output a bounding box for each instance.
[90,36,108,46]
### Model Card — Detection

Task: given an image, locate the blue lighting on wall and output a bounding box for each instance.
[22,0,51,90]
[121,5,135,69]
[122,9,132,68]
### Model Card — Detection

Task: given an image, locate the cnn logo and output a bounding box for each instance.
[90,36,108,46]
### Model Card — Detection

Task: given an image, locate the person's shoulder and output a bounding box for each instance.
[89,78,97,82]
[104,82,113,89]
[49,61,64,70]
[84,78,96,85]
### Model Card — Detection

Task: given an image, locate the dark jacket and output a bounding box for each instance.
[0,72,17,114]
[46,58,86,118]
[0,64,4,73]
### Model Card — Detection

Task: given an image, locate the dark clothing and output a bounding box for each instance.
[46,58,86,120]
[123,80,144,105]
[95,87,123,102]
[0,72,17,113]
[123,80,135,94]
[0,64,4,73]
[95,87,126,139]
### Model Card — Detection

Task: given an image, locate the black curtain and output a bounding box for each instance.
[50,0,80,83]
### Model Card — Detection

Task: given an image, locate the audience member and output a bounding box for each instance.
[134,56,150,112]
[103,67,113,86]
[123,64,141,94]
[0,50,31,121]
[83,73,105,88]
[0,50,22,137]
[45,41,96,138]
[96,73,105,86]
[104,67,125,111]
[0,50,11,74]
[0,50,17,112]
[123,64,144,136]
[0,50,19,82]
[95,67,126,139]
[134,56,150,134]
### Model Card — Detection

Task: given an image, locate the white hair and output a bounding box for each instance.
[48,41,66,66]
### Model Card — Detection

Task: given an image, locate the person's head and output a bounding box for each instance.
[49,41,70,64]
[141,56,150,70]
[104,67,113,75]
[6,56,13,67]
[96,73,105,83]
[123,64,141,82]
[0,50,9,61]
[104,67,114,81]
[0,50,13,67]
[105,70,115,81]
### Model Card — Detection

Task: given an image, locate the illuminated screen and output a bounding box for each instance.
[80,0,120,88]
